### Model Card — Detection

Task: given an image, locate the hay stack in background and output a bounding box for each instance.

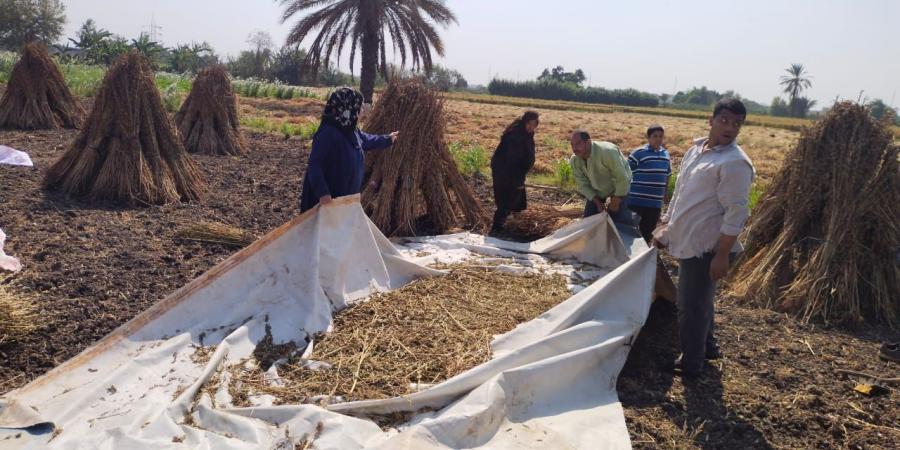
[362,78,485,236]
[0,42,82,130]
[731,102,899,326]
[43,51,205,206]
[503,204,582,241]
[174,66,246,155]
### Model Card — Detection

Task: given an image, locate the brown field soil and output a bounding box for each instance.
[0,94,896,449]
[236,95,798,182]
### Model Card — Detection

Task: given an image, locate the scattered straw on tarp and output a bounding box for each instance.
[175,65,246,156]
[0,285,38,344]
[730,102,899,326]
[43,51,205,206]
[230,265,569,404]
[175,222,256,247]
[0,42,83,130]
[362,78,486,236]
[503,204,582,241]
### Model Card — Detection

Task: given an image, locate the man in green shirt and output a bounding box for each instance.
[569,130,634,225]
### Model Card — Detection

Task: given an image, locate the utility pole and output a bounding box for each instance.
[147,14,163,42]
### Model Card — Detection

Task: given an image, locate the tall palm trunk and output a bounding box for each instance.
[358,2,380,103]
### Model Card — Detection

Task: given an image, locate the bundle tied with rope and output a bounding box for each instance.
[43,51,205,206]
[730,102,899,326]
[362,78,486,236]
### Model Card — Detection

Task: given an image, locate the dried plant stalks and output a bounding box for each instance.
[43,51,205,206]
[231,266,570,404]
[175,66,246,156]
[0,285,38,344]
[362,78,486,236]
[730,102,900,326]
[503,204,582,241]
[175,222,256,247]
[0,42,83,130]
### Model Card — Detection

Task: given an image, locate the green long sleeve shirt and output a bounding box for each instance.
[570,141,633,200]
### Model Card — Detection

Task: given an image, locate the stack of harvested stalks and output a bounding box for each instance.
[503,204,582,240]
[731,102,899,326]
[0,42,82,130]
[0,285,38,345]
[175,222,256,247]
[175,66,246,156]
[43,51,205,205]
[231,265,569,403]
[362,78,485,236]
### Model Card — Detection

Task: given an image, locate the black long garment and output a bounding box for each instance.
[490,126,536,212]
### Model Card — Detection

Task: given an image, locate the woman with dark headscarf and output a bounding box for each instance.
[490,110,539,233]
[300,87,398,212]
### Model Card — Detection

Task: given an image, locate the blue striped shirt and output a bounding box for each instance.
[627,144,672,208]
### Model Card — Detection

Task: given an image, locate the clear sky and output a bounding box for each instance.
[62,0,899,108]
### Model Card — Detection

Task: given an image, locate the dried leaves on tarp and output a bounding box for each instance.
[175,221,256,248]
[231,265,570,404]
[503,204,582,241]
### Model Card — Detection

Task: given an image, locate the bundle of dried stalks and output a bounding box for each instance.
[503,204,582,241]
[731,102,899,326]
[0,285,38,344]
[174,66,246,155]
[175,221,256,247]
[362,78,486,236]
[0,42,82,130]
[43,51,205,205]
[231,265,569,403]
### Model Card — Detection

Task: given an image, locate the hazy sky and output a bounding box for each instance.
[63,0,899,108]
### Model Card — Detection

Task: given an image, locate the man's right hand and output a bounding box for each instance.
[592,196,605,213]
[319,195,333,206]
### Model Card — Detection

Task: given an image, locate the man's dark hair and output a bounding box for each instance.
[646,124,664,137]
[573,129,591,141]
[713,98,747,119]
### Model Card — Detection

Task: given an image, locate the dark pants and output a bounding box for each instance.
[583,198,636,229]
[629,205,662,244]
[677,252,732,373]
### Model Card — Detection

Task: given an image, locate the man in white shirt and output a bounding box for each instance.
[654,98,755,378]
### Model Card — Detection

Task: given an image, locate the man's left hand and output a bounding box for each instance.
[608,196,622,213]
[389,131,399,143]
[709,252,730,281]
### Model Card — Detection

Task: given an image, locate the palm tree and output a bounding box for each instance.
[279,0,457,102]
[780,63,812,102]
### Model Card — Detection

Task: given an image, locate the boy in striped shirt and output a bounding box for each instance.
[627,125,672,243]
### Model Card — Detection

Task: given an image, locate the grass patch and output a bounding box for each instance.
[240,115,318,139]
[448,141,489,177]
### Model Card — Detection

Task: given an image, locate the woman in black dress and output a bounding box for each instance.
[490,111,539,234]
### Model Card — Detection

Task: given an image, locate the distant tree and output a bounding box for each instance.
[167,42,217,74]
[0,0,65,51]
[770,96,791,117]
[867,99,899,123]
[130,33,166,68]
[537,66,586,86]
[789,96,817,118]
[245,30,274,79]
[268,44,307,85]
[672,86,721,106]
[425,65,467,91]
[67,19,130,65]
[280,0,457,102]
[780,63,812,104]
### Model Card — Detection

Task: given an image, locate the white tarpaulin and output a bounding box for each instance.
[0,146,33,167]
[0,195,656,449]
[0,228,22,272]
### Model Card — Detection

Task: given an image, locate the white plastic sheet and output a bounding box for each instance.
[0,146,33,167]
[0,228,22,272]
[0,195,655,449]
